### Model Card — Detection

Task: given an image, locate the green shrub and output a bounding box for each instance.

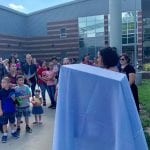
[143,63,150,71]
[142,118,150,128]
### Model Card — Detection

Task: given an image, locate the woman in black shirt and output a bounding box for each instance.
[119,53,140,112]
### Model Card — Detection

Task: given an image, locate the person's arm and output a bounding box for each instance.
[39,97,42,105]
[128,73,136,85]
[0,100,3,116]
[28,65,37,79]
[19,94,31,100]
[31,97,36,105]
[46,71,56,80]
[38,74,47,82]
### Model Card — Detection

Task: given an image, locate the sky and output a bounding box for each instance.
[0,0,74,13]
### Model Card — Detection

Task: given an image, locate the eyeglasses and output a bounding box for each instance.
[120,58,125,61]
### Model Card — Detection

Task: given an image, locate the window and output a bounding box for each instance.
[143,23,150,41]
[78,15,105,53]
[60,28,67,38]
[121,11,137,44]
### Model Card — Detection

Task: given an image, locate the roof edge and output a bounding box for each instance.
[27,0,92,16]
[0,5,27,16]
[0,0,92,16]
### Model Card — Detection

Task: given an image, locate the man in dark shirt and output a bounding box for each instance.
[22,54,37,96]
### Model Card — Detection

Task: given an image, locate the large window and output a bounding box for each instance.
[143,18,150,41]
[79,15,104,38]
[122,12,136,44]
[78,15,104,58]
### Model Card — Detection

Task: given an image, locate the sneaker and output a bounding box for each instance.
[51,106,56,109]
[33,122,38,125]
[11,131,20,139]
[48,105,53,108]
[26,126,32,133]
[1,135,7,143]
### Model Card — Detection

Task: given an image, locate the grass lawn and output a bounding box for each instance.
[138,79,150,148]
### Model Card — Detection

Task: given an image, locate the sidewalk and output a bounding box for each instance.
[0,106,55,150]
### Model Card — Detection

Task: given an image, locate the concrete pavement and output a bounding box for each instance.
[0,106,55,150]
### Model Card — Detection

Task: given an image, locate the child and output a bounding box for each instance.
[15,75,32,134]
[0,77,19,143]
[31,89,43,124]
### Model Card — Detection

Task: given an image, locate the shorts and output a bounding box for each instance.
[0,112,15,125]
[16,106,31,118]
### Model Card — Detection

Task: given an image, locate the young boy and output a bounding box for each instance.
[0,77,19,143]
[15,75,32,134]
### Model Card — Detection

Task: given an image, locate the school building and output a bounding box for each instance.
[0,0,149,65]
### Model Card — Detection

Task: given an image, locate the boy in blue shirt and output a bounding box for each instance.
[15,75,32,134]
[0,77,19,143]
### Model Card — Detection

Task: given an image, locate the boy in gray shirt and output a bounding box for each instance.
[15,75,32,134]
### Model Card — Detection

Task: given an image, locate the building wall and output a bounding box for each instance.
[0,0,142,37]
[0,6,27,37]
[0,34,27,59]
[0,0,142,62]
[0,20,79,60]
[26,0,141,37]
[142,0,150,18]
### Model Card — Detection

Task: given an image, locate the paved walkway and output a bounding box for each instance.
[0,106,55,150]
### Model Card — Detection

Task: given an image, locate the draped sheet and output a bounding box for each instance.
[52,64,148,150]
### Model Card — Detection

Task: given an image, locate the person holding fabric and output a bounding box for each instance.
[52,47,148,150]
[119,53,140,112]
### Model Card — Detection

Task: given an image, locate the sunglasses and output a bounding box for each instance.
[120,58,125,61]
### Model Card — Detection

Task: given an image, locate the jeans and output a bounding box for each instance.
[39,83,47,101]
[47,85,56,106]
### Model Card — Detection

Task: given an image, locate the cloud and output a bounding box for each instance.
[8,3,25,12]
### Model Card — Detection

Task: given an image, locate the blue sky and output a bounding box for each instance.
[0,0,74,13]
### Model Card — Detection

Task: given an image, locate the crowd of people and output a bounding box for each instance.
[0,48,139,143]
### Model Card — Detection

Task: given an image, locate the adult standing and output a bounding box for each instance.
[37,61,48,106]
[119,53,140,112]
[52,47,147,150]
[22,54,37,96]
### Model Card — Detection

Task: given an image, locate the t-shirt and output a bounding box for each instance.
[43,70,56,86]
[37,67,47,84]
[120,64,135,81]
[7,73,18,84]
[15,84,31,108]
[0,88,16,113]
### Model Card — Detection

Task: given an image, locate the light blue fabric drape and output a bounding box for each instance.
[52,64,148,150]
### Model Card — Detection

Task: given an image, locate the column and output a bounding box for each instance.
[109,0,122,55]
